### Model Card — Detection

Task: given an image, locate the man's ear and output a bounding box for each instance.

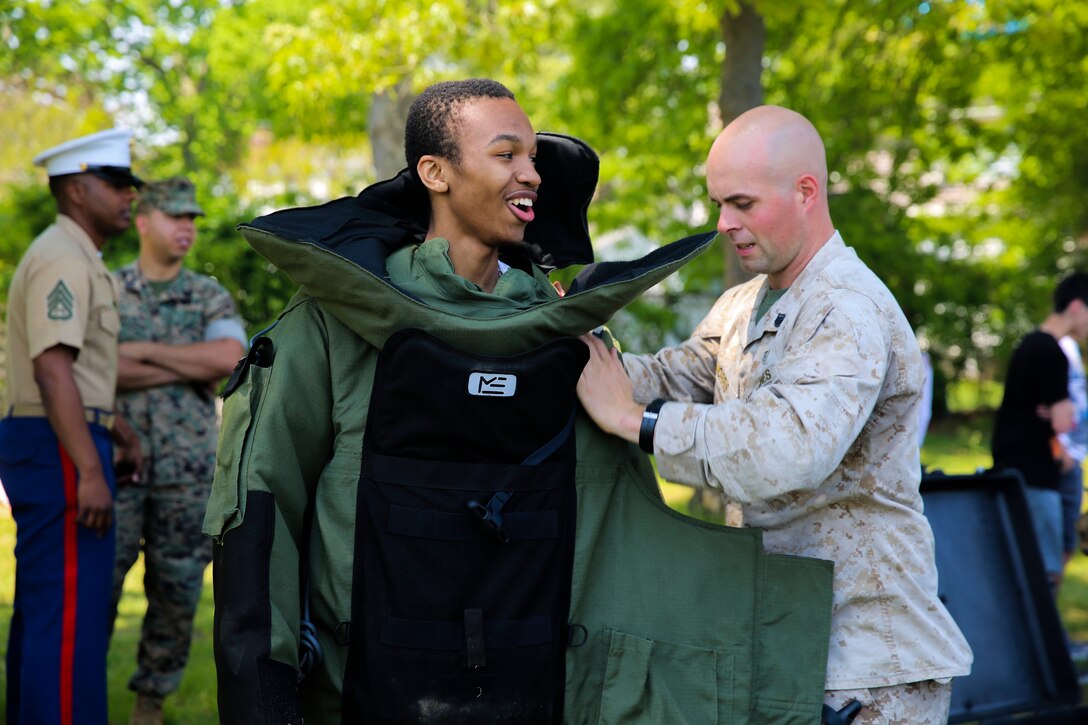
[417,155,449,193]
[67,176,88,207]
[796,172,820,207]
[134,213,149,237]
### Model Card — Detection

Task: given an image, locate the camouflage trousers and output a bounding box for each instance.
[110,482,213,697]
[824,679,952,725]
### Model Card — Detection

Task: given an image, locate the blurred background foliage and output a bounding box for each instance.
[2,0,1088,415]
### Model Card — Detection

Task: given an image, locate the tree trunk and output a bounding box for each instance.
[718,1,765,293]
[719,2,765,129]
[690,1,765,526]
[368,77,415,180]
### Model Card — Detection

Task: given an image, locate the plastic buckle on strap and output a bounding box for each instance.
[468,492,512,544]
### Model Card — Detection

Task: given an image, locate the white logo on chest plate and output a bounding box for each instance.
[468,372,517,397]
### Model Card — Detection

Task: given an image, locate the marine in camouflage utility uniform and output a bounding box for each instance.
[578,106,972,724]
[110,178,247,702]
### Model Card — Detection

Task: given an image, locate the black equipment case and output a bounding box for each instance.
[921,469,1086,723]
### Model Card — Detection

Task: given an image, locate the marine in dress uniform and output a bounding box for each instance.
[0,128,143,725]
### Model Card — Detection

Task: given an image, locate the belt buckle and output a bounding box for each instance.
[87,408,115,429]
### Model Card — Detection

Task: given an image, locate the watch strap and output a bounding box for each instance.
[639,398,666,454]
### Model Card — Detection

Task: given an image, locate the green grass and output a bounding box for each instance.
[0,513,217,724]
[946,379,1005,415]
[1061,555,1088,641]
[921,414,994,475]
[1,412,1085,721]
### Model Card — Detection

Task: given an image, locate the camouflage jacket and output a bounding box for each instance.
[623,232,974,690]
[115,264,244,486]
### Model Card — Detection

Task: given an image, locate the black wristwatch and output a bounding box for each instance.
[639,399,667,454]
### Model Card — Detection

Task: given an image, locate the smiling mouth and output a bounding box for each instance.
[507,196,535,223]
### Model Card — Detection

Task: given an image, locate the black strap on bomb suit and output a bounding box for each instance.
[340,329,588,724]
[822,701,863,724]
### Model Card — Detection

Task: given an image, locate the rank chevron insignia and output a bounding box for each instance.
[46,280,74,320]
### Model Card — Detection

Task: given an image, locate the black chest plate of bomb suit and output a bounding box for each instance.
[342,328,588,724]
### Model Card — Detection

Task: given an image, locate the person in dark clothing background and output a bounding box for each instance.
[992,271,1088,590]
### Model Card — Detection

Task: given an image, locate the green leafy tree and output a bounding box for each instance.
[5,0,1088,394]
[548,0,1088,389]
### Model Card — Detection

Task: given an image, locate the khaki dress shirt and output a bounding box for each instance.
[5,215,120,411]
[623,232,973,689]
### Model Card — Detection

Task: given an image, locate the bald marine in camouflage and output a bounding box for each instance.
[110,178,248,724]
[577,106,972,724]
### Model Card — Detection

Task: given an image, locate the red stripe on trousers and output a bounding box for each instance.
[58,443,79,725]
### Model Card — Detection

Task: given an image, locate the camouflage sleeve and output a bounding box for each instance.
[202,277,242,324]
[619,293,729,405]
[653,292,889,502]
[205,297,335,723]
[202,278,249,347]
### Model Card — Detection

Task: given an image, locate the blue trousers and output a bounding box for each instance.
[1057,461,1084,555]
[1024,484,1063,576]
[0,416,116,725]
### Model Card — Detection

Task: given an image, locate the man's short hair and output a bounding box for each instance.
[404,79,516,177]
[1054,271,1088,312]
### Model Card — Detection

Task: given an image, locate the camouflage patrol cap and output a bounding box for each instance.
[139,177,205,216]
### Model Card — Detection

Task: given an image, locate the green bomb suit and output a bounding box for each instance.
[204,134,834,724]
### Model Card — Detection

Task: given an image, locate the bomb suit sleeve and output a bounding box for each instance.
[205,296,344,723]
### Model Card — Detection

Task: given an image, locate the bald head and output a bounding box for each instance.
[706,106,835,288]
[709,105,828,198]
